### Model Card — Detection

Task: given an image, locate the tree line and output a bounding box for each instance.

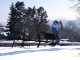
[59,21,80,42]
[6,1,50,41]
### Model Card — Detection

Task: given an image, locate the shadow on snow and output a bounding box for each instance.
[0,47,80,56]
[0,47,62,56]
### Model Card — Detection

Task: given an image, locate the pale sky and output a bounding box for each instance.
[0,0,77,24]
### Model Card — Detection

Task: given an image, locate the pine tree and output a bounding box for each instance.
[35,6,49,32]
[24,6,50,39]
[7,1,50,41]
[6,3,17,40]
[6,1,25,40]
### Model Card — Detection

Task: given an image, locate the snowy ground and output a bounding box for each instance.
[0,45,80,60]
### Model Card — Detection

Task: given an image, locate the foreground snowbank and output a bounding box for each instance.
[0,46,80,60]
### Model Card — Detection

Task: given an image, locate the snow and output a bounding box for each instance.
[0,40,80,60]
[0,46,80,60]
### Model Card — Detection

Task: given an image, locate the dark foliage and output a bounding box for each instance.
[6,1,50,41]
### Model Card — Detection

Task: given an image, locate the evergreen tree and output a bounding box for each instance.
[7,3,17,39]
[6,1,25,40]
[35,7,49,32]
[24,6,50,39]
[7,1,50,41]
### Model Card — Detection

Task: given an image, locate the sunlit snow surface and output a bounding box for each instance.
[0,46,80,60]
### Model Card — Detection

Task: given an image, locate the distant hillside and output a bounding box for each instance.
[48,19,80,28]
[48,19,68,27]
[72,19,80,28]
[2,22,7,26]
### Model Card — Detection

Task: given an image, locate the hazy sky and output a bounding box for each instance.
[0,0,77,24]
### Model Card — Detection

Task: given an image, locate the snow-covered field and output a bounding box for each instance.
[0,40,80,60]
[0,45,80,60]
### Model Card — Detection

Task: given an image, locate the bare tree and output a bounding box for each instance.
[60,21,78,41]
[70,0,80,18]
[69,0,80,41]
